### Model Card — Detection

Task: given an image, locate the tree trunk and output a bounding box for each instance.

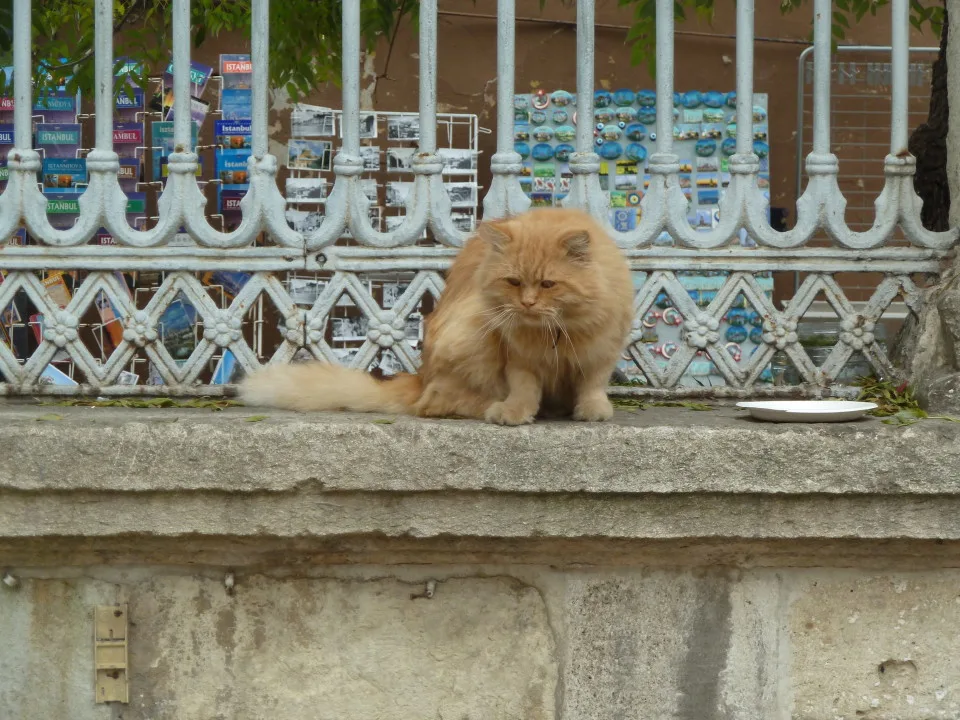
[908,1,950,231]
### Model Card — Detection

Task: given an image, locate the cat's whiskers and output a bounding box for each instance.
[497,312,519,358]
[468,304,509,320]
[478,308,515,343]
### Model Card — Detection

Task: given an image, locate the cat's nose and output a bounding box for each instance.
[521,298,536,308]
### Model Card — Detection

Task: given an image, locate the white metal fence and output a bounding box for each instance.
[0,0,952,397]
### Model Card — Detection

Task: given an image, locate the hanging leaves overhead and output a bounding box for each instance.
[0,0,418,100]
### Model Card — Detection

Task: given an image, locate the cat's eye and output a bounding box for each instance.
[506,278,522,287]
[541,280,556,289]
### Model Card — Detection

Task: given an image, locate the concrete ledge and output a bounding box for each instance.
[2,401,960,549]
[2,401,959,495]
[4,402,960,720]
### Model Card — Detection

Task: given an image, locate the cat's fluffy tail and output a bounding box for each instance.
[239,363,422,413]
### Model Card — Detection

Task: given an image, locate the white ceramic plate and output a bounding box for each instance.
[736,400,878,423]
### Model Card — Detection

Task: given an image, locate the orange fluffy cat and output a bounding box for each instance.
[240,207,633,424]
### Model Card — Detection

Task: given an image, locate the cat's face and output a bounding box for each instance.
[479,220,597,324]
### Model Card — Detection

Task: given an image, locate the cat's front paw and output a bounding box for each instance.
[573,394,614,422]
[485,400,536,426]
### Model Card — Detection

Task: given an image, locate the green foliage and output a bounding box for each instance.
[610,396,714,412]
[855,375,921,416]
[854,375,960,426]
[0,0,944,100]
[0,0,417,101]
[42,396,244,410]
[618,0,944,74]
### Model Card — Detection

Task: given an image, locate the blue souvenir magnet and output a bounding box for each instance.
[594,90,613,108]
[595,107,615,124]
[695,138,717,157]
[625,122,647,141]
[637,89,656,107]
[721,138,737,156]
[726,325,748,343]
[552,108,569,124]
[727,309,747,327]
[637,107,657,124]
[753,140,770,158]
[625,143,647,163]
[514,142,530,159]
[703,90,724,108]
[530,109,547,125]
[600,142,623,160]
[551,90,574,106]
[601,124,623,141]
[616,106,637,123]
[554,125,576,143]
[531,142,554,161]
[613,88,636,106]
[554,143,574,162]
[532,125,554,142]
[681,90,702,108]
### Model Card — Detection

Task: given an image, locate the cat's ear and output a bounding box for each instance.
[477,221,512,252]
[562,230,591,262]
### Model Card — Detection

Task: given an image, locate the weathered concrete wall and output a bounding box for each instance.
[2,404,960,719]
[3,567,960,719]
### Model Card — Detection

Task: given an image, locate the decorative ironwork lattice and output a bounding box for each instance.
[0,0,950,397]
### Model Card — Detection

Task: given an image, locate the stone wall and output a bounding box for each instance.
[4,564,960,719]
[1,404,959,719]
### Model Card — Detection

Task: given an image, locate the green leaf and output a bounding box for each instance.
[245,415,269,422]
[651,400,714,411]
[36,413,63,422]
[372,417,396,424]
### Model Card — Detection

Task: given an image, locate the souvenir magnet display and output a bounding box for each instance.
[512,88,774,388]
